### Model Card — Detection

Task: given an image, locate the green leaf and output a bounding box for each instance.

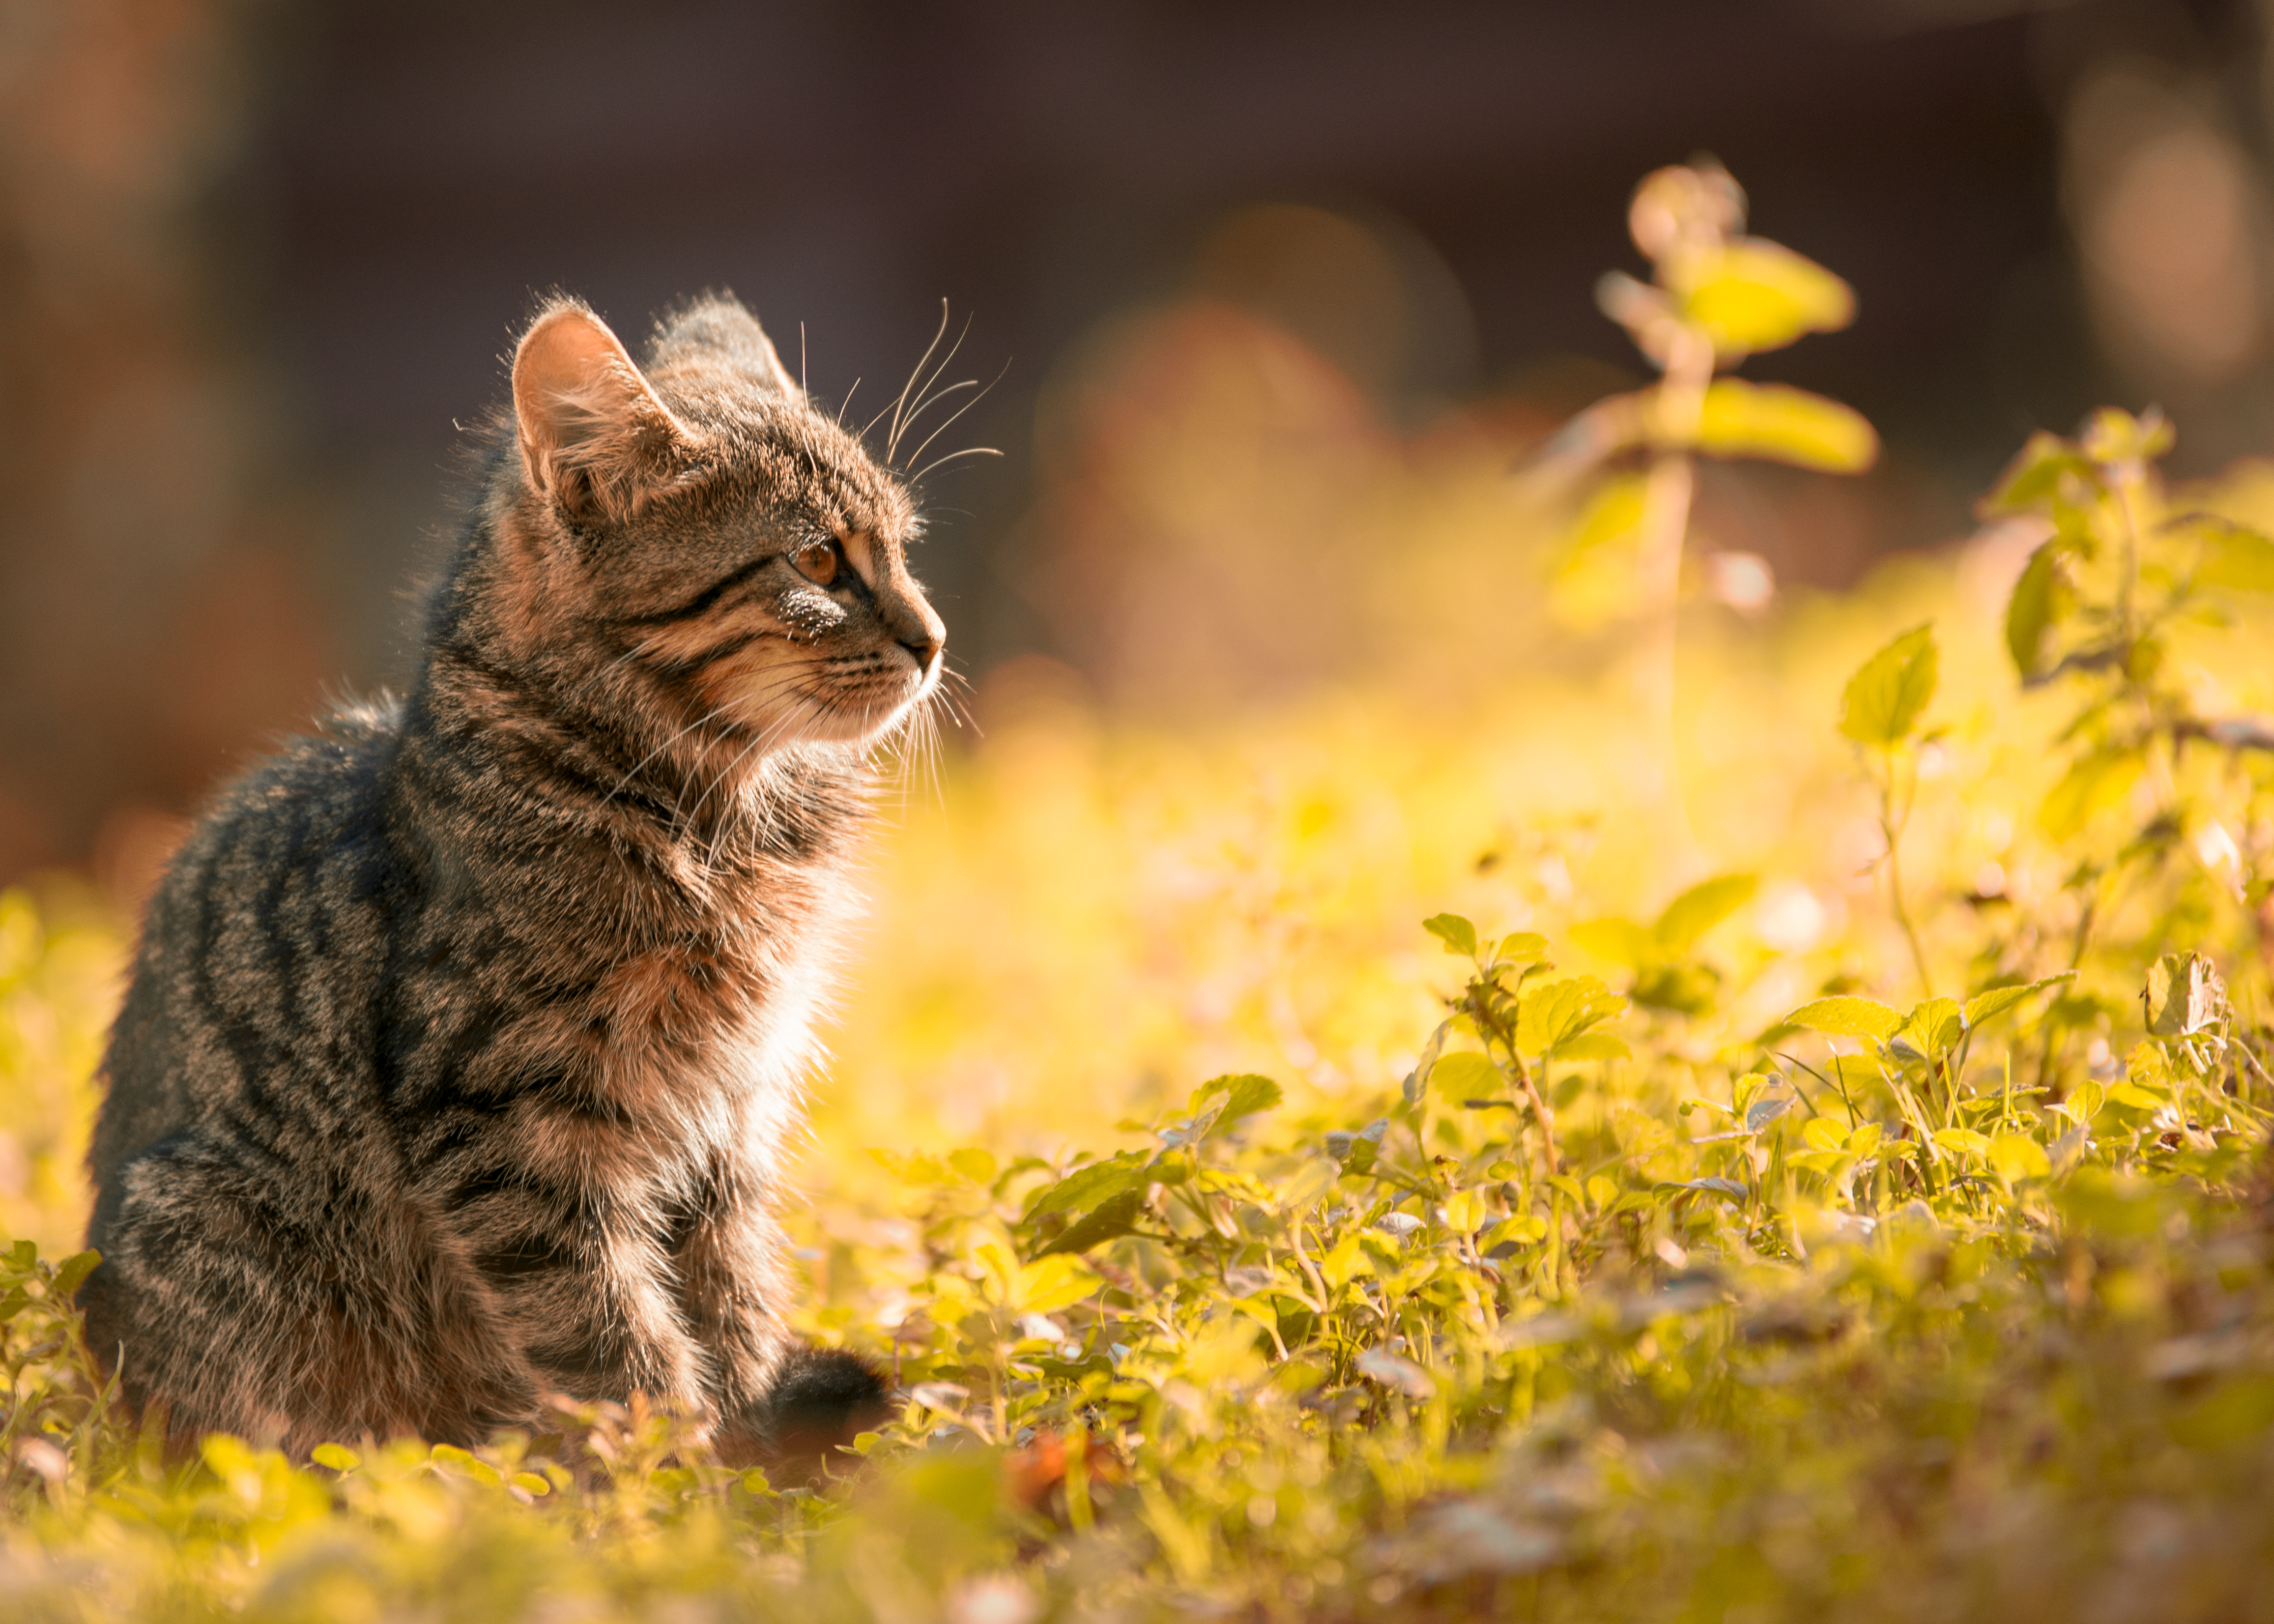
[1191,1074,1282,1132]
[1988,1134,2051,1181]
[2039,746,2143,840]
[1653,873,1759,955]
[1493,932,1551,967]
[2198,524,2274,591]
[1401,1024,1449,1105]
[1569,917,1652,968]
[2004,543,2068,679]
[1932,1128,1994,1159]
[1982,430,2092,514]
[948,1148,998,1186]
[48,1250,99,1299]
[1034,1188,1148,1257]
[2080,406,2173,468]
[1675,240,1855,354]
[1318,1231,1372,1290]
[1657,1177,1749,1204]
[1016,1254,1104,1314]
[1428,1051,1504,1100]
[1696,380,1879,472]
[1901,997,1965,1060]
[1839,623,1938,748]
[1557,1031,1631,1062]
[1786,996,1904,1042]
[1025,1154,1148,1220]
[1327,1119,1391,1175]
[1963,972,2076,1030]
[1517,976,1627,1056]
[1422,913,1479,959]
[2144,952,2228,1038]
[1276,1155,1342,1214]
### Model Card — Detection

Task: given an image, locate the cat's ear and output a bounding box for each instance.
[512,302,688,525]
[649,294,801,398]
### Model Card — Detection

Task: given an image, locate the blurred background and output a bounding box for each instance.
[5,0,2274,888]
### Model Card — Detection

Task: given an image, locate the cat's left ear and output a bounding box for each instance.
[649,295,801,398]
[512,301,689,525]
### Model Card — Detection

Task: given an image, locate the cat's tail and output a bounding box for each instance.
[761,1344,891,1472]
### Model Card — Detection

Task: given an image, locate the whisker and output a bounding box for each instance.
[909,445,1004,486]
[904,356,1012,477]
[601,703,738,811]
[890,311,975,465]
[865,301,950,444]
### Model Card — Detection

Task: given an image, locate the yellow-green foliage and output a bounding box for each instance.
[6,282,2274,1621]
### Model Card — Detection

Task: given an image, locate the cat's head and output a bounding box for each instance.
[493,293,945,755]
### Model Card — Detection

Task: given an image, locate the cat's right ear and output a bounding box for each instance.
[512,303,687,526]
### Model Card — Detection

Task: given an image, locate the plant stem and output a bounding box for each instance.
[1634,325,1714,878]
[1880,752,1932,998]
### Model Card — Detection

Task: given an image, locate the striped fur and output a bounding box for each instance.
[81,294,942,1457]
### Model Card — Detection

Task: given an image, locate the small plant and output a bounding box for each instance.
[1538,160,1879,857]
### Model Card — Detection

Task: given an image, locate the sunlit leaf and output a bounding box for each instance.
[2197,522,2274,591]
[2039,746,2143,840]
[1657,1177,1748,1204]
[1902,997,1965,1059]
[2144,952,2228,1038]
[1675,239,1855,354]
[1277,1155,1342,1214]
[1428,1051,1503,1100]
[1982,430,2092,514]
[2005,543,2068,679]
[1745,1094,1794,1133]
[1786,996,1904,1042]
[1839,623,1938,747]
[1422,913,1479,959]
[1801,1118,1849,1153]
[1319,1231,1372,1290]
[948,1147,998,1186]
[1016,1254,1104,1315]
[1556,1030,1631,1062]
[2079,405,2173,468]
[48,1250,99,1299]
[1034,1188,1148,1257]
[1025,1154,1148,1220]
[1517,975,1627,1056]
[1933,1128,1993,1159]
[1570,917,1652,968]
[1653,873,1759,955]
[1696,380,1879,472]
[1191,1074,1282,1132]
[1494,932,1552,967]
[1988,1134,2051,1181]
[1963,972,2077,1031]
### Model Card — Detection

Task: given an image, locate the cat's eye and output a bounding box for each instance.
[789,539,839,588]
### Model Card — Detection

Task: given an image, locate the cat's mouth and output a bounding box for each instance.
[770,646,940,748]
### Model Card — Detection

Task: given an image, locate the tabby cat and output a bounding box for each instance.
[79,293,943,1460]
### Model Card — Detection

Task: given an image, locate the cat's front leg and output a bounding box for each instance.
[669,1173,887,1467]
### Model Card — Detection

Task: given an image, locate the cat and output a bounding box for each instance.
[78,292,943,1462]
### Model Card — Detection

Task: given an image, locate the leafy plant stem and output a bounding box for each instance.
[1634,328,1713,877]
[1878,748,1933,998]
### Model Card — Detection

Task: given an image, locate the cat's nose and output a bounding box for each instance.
[894,597,945,672]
